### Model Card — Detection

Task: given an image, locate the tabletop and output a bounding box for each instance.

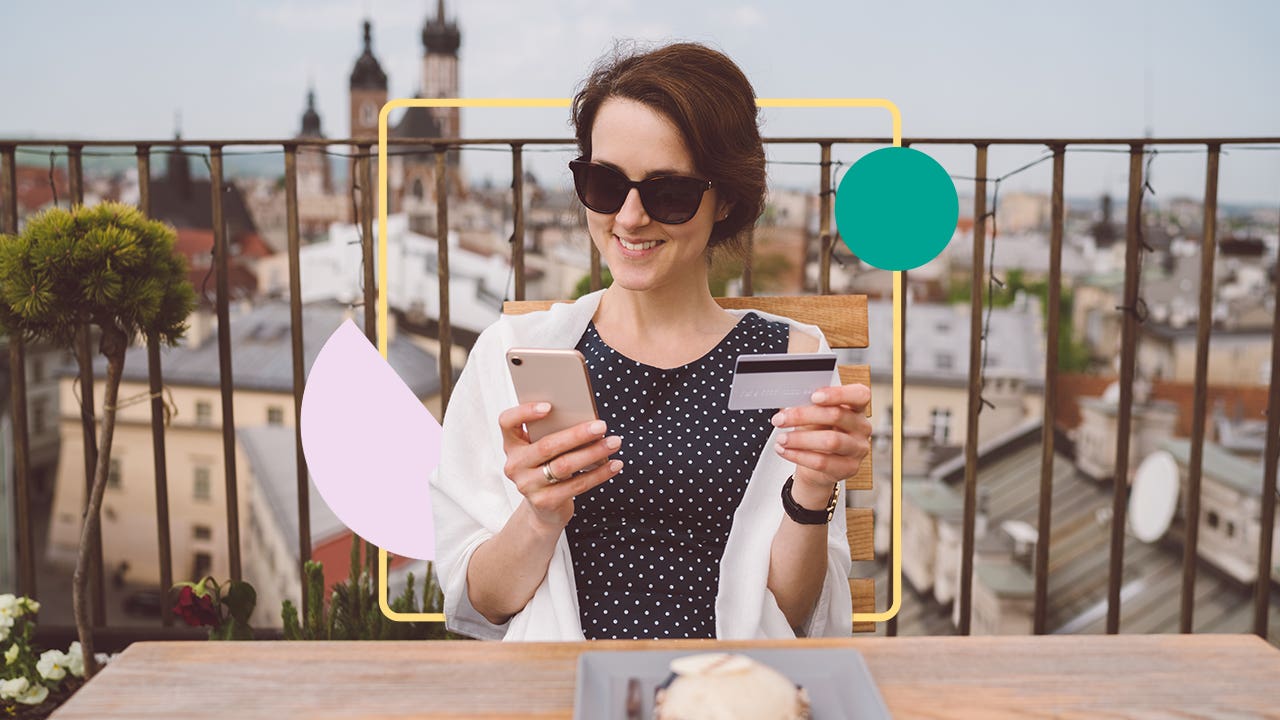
[50,633,1280,719]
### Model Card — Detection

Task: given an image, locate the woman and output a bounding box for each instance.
[430,42,872,641]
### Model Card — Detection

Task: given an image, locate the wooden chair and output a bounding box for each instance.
[503,294,876,633]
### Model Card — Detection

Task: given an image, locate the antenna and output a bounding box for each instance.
[1129,450,1180,543]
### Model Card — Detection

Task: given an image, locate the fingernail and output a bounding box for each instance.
[589,420,607,434]
[535,402,551,413]
[609,459,624,472]
[776,435,787,448]
[771,412,784,426]
[811,391,826,403]
[605,435,622,449]
[775,445,787,455]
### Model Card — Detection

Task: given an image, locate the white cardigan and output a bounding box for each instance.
[428,289,852,641]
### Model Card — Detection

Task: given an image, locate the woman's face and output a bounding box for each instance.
[584,97,727,294]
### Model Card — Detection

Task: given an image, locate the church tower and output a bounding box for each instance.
[296,87,332,196]
[348,20,388,205]
[421,0,461,139]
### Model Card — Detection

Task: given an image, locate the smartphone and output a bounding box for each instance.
[506,348,601,445]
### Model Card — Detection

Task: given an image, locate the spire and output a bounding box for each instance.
[300,87,323,137]
[349,18,388,91]
[422,0,460,54]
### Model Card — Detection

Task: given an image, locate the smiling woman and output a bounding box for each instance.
[429,42,872,642]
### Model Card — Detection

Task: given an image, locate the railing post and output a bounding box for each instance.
[138,144,175,626]
[69,144,107,626]
[959,143,988,636]
[818,142,833,295]
[1107,143,1146,634]
[436,145,454,412]
[1182,144,1220,634]
[283,144,312,611]
[1033,145,1066,635]
[209,145,242,582]
[359,144,377,347]
[1257,201,1280,639]
[511,143,526,302]
[589,244,602,292]
[1,145,36,601]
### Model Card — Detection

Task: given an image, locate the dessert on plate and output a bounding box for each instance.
[653,652,810,720]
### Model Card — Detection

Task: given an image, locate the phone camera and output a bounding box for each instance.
[511,357,523,366]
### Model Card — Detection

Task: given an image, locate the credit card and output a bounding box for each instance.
[727,352,838,411]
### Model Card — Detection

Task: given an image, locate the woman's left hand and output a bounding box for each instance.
[771,383,873,491]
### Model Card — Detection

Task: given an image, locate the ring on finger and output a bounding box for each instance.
[542,462,562,485]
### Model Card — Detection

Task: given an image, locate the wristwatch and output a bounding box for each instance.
[781,475,840,525]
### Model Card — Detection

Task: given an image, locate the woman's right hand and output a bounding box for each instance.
[498,402,624,531]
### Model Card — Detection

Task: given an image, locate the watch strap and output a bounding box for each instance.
[781,475,839,525]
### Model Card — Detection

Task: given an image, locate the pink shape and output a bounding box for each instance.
[300,320,440,561]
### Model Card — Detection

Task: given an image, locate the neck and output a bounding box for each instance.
[595,261,725,336]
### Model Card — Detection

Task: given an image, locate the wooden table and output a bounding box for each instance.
[51,634,1280,719]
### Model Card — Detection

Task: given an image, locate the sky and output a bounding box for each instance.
[2,0,1278,206]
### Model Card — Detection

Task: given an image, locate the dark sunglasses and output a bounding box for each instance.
[569,159,713,225]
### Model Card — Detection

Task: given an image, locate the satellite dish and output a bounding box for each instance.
[1102,381,1121,404]
[1129,450,1180,543]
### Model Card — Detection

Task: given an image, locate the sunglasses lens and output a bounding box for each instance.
[641,177,705,224]
[572,162,628,214]
[569,160,709,224]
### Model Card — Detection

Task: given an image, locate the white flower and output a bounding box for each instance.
[0,614,14,642]
[0,676,28,700]
[20,598,39,615]
[65,642,85,678]
[4,644,18,665]
[15,682,48,705]
[37,649,68,681]
[0,594,18,617]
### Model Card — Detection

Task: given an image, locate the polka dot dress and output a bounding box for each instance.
[566,312,789,639]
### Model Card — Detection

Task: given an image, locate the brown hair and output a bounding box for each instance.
[571,42,765,259]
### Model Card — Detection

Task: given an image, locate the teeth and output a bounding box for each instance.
[619,237,661,251]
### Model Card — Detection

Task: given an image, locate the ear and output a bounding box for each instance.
[715,199,733,222]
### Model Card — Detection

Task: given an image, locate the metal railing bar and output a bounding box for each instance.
[1107,144,1147,634]
[435,147,454,413]
[138,145,175,626]
[1034,145,1066,635]
[511,143,526,302]
[283,145,312,611]
[1181,144,1220,633]
[208,146,242,582]
[959,144,989,635]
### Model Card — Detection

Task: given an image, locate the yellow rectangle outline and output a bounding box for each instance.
[374,98,904,626]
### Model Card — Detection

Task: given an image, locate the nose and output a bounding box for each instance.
[614,187,650,229]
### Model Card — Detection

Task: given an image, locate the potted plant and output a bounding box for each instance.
[0,202,196,678]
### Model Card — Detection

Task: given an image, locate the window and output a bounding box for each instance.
[31,400,47,436]
[31,357,44,383]
[1207,510,1220,530]
[361,102,377,126]
[191,552,212,582]
[267,406,285,426]
[108,459,122,489]
[936,353,954,371]
[931,408,952,446]
[196,401,213,426]
[194,467,212,502]
[193,524,212,541]
[1225,520,1236,539]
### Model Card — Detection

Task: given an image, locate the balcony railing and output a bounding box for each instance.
[1,134,1278,648]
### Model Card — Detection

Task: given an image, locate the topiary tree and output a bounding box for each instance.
[0,202,195,678]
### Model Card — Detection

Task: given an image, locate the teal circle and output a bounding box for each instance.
[834,147,959,271]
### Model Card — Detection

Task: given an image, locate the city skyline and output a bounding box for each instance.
[1,0,1278,205]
